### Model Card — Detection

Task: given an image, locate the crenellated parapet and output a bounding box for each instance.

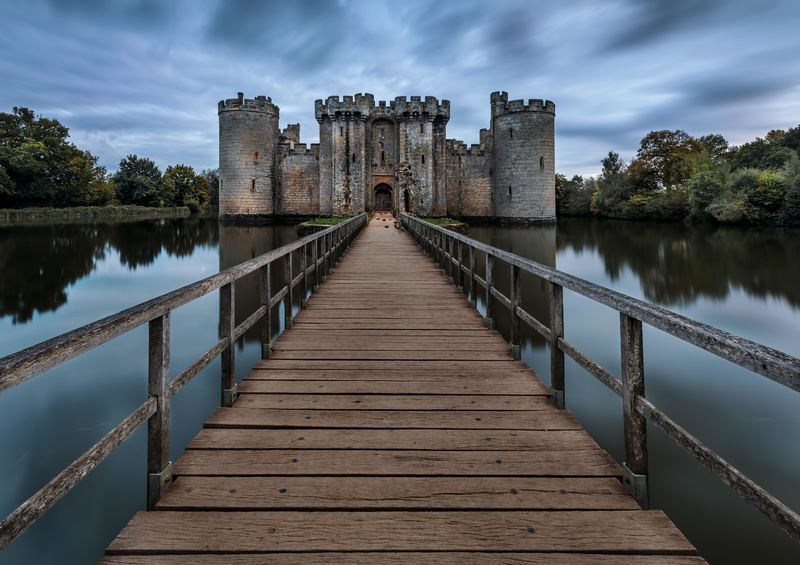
[218,93,279,118]
[277,142,320,156]
[315,94,449,123]
[490,91,555,118]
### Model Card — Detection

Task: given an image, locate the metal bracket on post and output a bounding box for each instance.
[301,298,307,309]
[285,316,293,329]
[147,462,173,511]
[485,318,495,330]
[510,343,520,361]
[448,276,454,284]
[470,299,476,309]
[223,383,238,408]
[549,386,565,410]
[622,462,649,509]
[458,286,464,294]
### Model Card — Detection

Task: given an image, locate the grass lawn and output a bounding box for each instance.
[306,216,351,225]
[421,217,465,225]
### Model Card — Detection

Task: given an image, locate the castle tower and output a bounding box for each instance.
[490,92,556,221]
[218,93,280,217]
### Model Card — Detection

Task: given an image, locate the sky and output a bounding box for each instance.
[1,0,799,178]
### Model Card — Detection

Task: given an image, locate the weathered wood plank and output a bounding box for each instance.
[251,360,530,371]
[266,350,511,361]
[158,476,637,510]
[173,449,620,477]
[237,379,549,395]
[203,408,582,430]
[187,428,598,451]
[106,510,696,554]
[234,394,548,410]
[100,554,708,564]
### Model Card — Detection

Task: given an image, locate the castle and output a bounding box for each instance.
[218,91,555,221]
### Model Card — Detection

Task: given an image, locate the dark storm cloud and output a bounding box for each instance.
[1,0,799,177]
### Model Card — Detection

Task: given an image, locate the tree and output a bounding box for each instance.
[556,174,593,216]
[687,151,731,220]
[633,130,703,189]
[202,168,219,206]
[113,155,174,206]
[164,164,210,206]
[591,151,630,216]
[697,134,730,161]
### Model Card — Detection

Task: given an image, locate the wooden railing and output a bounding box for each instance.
[0,213,367,551]
[402,213,800,543]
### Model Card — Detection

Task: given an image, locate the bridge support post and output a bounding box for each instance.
[300,244,308,309]
[510,265,521,360]
[485,253,495,330]
[147,313,172,511]
[312,239,319,294]
[446,235,453,282]
[621,313,649,509]
[221,283,237,406]
[469,245,477,308]
[284,254,293,329]
[260,264,271,358]
[549,282,565,410]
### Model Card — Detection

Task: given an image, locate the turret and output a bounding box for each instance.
[218,93,280,217]
[491,93,556,221]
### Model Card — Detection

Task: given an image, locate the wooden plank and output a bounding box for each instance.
[105,510,696,554]
[173,449,620,477]
[237,379,549,395]
[251,360,530,371]
[101,554,708,564]
[243,368,544,383]
[158,476,638,510]
[266,350,511,361]
[187,429,600,451]
[203,408,582,430]
[234,394,548,410]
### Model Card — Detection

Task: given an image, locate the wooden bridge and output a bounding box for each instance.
[2,211,799,562]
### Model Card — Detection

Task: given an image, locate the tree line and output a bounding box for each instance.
[0,107,219,210]
[557,124,800,225]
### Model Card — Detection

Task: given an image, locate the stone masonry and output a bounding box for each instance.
[218,91,555,222]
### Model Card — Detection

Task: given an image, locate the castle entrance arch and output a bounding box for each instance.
[374,183,393,211]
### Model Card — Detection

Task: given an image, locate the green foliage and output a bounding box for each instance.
[0,107,113,208]
[201,168,219,206]
[687,151,731,220]
[780,176,800,226]
[591,152,631,217]
[632,129,704,189]
[556,173,594,216]
[164,164,210,206]
[113,155,175,207]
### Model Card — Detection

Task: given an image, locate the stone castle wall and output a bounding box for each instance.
[218,91,554,222]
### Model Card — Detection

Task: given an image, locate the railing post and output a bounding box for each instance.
[147,313,172,511]
[260,263,271,358]
[621,312,649,509]
[469,245,477,308]
[326,232,332,276]
[220,282,236,407]
[510,265,521,360]
[485,253,495,330]
[549,282,565,410]
[444,234,451,280]
[312,237,319,294]
[284,253,293,329]
[457,239,465,294]
[300,243,308,309]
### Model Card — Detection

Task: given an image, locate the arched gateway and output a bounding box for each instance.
[374,183,392,212]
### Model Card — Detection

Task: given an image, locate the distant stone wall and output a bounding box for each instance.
[445,140,493,218]
[277,144,320,216]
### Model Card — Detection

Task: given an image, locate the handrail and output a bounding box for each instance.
[0,213,367,551]
[401,213,800,543]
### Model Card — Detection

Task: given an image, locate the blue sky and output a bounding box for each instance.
[2,0,799,177]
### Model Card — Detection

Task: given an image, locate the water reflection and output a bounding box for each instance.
[557,218,800,308]
[0,219,218,324]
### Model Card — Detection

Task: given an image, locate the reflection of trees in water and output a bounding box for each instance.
[0,218,218,324]
[557,218,800,308]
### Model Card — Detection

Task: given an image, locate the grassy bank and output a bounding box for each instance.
[306,216,351,225]
[0,205,214,223]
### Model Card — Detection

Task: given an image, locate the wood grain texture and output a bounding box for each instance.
[173,449,620,477]
[233,394,549,410]
[237,378,549,395]
[106,510,696,554]
[101,554,707,564]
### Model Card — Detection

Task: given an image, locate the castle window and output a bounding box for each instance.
[252,179,256,191]
[381,129,385,139]
[539,156,544,168]
[340,127,344,136]
[421,154,425,164]
[220,179,223,192]
[509,128,513,139]
[254,152,259,164]
[381,151,385,163]
[420,123,424,134]
[352,153,356,163]
[507,186,512,197]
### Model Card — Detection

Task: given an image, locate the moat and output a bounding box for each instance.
[1,216,799,564]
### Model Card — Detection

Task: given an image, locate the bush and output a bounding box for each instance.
[184,198,200,213]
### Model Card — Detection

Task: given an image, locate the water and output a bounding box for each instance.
[1,216,799,563]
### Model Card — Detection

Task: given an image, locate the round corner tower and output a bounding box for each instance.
[490,92,556,221]
[218,93,279,217]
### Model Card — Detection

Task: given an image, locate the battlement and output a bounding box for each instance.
[445,139,484,156]
[281,124,300,143]
[315,94,449,122]
[491,92,555,118]
[277,142,320,156]
[219,93,279,117]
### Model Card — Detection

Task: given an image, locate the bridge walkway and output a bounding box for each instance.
[99,212,705,564]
